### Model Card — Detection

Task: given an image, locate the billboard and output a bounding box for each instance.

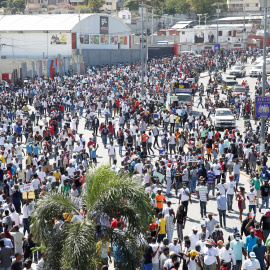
[100,16,109,34]
[90,35,99,44]
[100,35,109,44]
[80,35,89,44]
[255,96,270,117]
[110,36,118,45]
[51,34,67,45]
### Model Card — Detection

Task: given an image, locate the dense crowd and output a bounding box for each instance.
[0,48,269,270]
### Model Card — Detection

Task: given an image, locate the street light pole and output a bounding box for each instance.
[260,0,267,153]
[212,2,224,51]
[141,1,145,96]
[197,14,202,26]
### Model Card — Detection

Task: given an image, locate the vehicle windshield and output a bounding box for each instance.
[177,95,192,102]
[216,110,233,116]
[233,66,242,70]
[254,66,262,70]
[227,81,238,86]
[234,87,245,92]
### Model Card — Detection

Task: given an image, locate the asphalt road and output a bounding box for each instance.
[27,58,265,269]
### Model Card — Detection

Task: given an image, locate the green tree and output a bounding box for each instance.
[124,0,139,11]
[31,165,153,270]
[87,0,105,12]
[187,0,227,16]
[164,0,190,15]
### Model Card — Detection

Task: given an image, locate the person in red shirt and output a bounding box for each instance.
[110,218,125,229]
[214,130,220,141]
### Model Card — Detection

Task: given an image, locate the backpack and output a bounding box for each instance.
[5,216,13,230]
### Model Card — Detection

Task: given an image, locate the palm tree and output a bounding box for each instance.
[31,165,153,270]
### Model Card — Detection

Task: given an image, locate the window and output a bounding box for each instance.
[246,4,249,7]
[182,32,185,34]
[218,31,222,36]
[122,15,126,19]
[256,3,259,6]
[128,15,131,19]
[228,31,232,36]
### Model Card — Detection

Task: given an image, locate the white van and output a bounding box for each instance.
[248,64,270,77]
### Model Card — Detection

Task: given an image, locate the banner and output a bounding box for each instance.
[20,183,34,193]
[80,35,89,44]
[255,96,270,117]
[72,33,77,49]
[187,156,198,163]
[110,36,118,45]
[51,34,67,45]
[100,35,109,44]
[100,16,109,34]
[90,35,99,44]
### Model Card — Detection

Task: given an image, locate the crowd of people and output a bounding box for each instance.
[0,48,269,270]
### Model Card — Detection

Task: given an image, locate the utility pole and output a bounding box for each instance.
[243,3,246,49]
[78,5,82,75]
[204,13,208,26]
[212,2,224,51]
[151,8,154,44]
[260,0,267,153]
[197,14,202,26]
[141,1,144,96]
[0,36,2,85]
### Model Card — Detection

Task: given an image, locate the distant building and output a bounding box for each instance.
[102,0,124,13]
[227,0,260,12]
[118,9,131,24]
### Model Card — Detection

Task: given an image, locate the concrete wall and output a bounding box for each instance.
[82,49,141,66]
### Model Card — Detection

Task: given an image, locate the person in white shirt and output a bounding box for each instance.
[217,178,227,196]
[247,186,257,216]
[31,175,40,195]
[107,141,116,165]
[169,238,181,255]
[219,242,236,270]
[10,208,20,226]
[22,201,30,235]
[189,226,200,249]
[226,175,236,212]
[134,159,144,175]
[150,238,160,270]
[203,239,220,269]
[9,225,24,253]
[242,252,261,270]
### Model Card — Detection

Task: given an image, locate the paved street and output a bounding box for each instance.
[26,58,265,269]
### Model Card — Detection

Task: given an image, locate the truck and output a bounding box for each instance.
[210,108,236,130]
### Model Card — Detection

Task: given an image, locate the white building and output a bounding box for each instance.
[118,9,131,24]
[0,14,132,59]
[227,0,260,11]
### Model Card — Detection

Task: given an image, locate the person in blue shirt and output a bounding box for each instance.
[26,143,32,154]
[252,237,266,270]
[33,144,40,157]
[245,229,257,254]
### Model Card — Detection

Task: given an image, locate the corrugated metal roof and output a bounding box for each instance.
[0,14,93,32]
[171,23,189,29]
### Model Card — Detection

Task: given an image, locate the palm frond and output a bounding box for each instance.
[62,220,97,270]
[31,192,80,242]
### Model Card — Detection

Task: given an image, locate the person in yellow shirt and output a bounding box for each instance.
[96,239,112,266]
[0,152,5,164]
[157,212,166,243]
[53,169,61,182]
[175,115,180,130]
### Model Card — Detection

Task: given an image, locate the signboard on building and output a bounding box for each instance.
[255,96,270,117]
[51,34,67,45]
[100,16,109,34]
[214,44,220,51]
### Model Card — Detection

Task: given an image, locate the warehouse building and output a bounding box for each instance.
[0,14,140,67]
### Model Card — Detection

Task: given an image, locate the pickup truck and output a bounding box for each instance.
[210,108,236,130]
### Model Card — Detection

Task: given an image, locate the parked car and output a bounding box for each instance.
[229,65,246,77]
[210,108,236,130]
